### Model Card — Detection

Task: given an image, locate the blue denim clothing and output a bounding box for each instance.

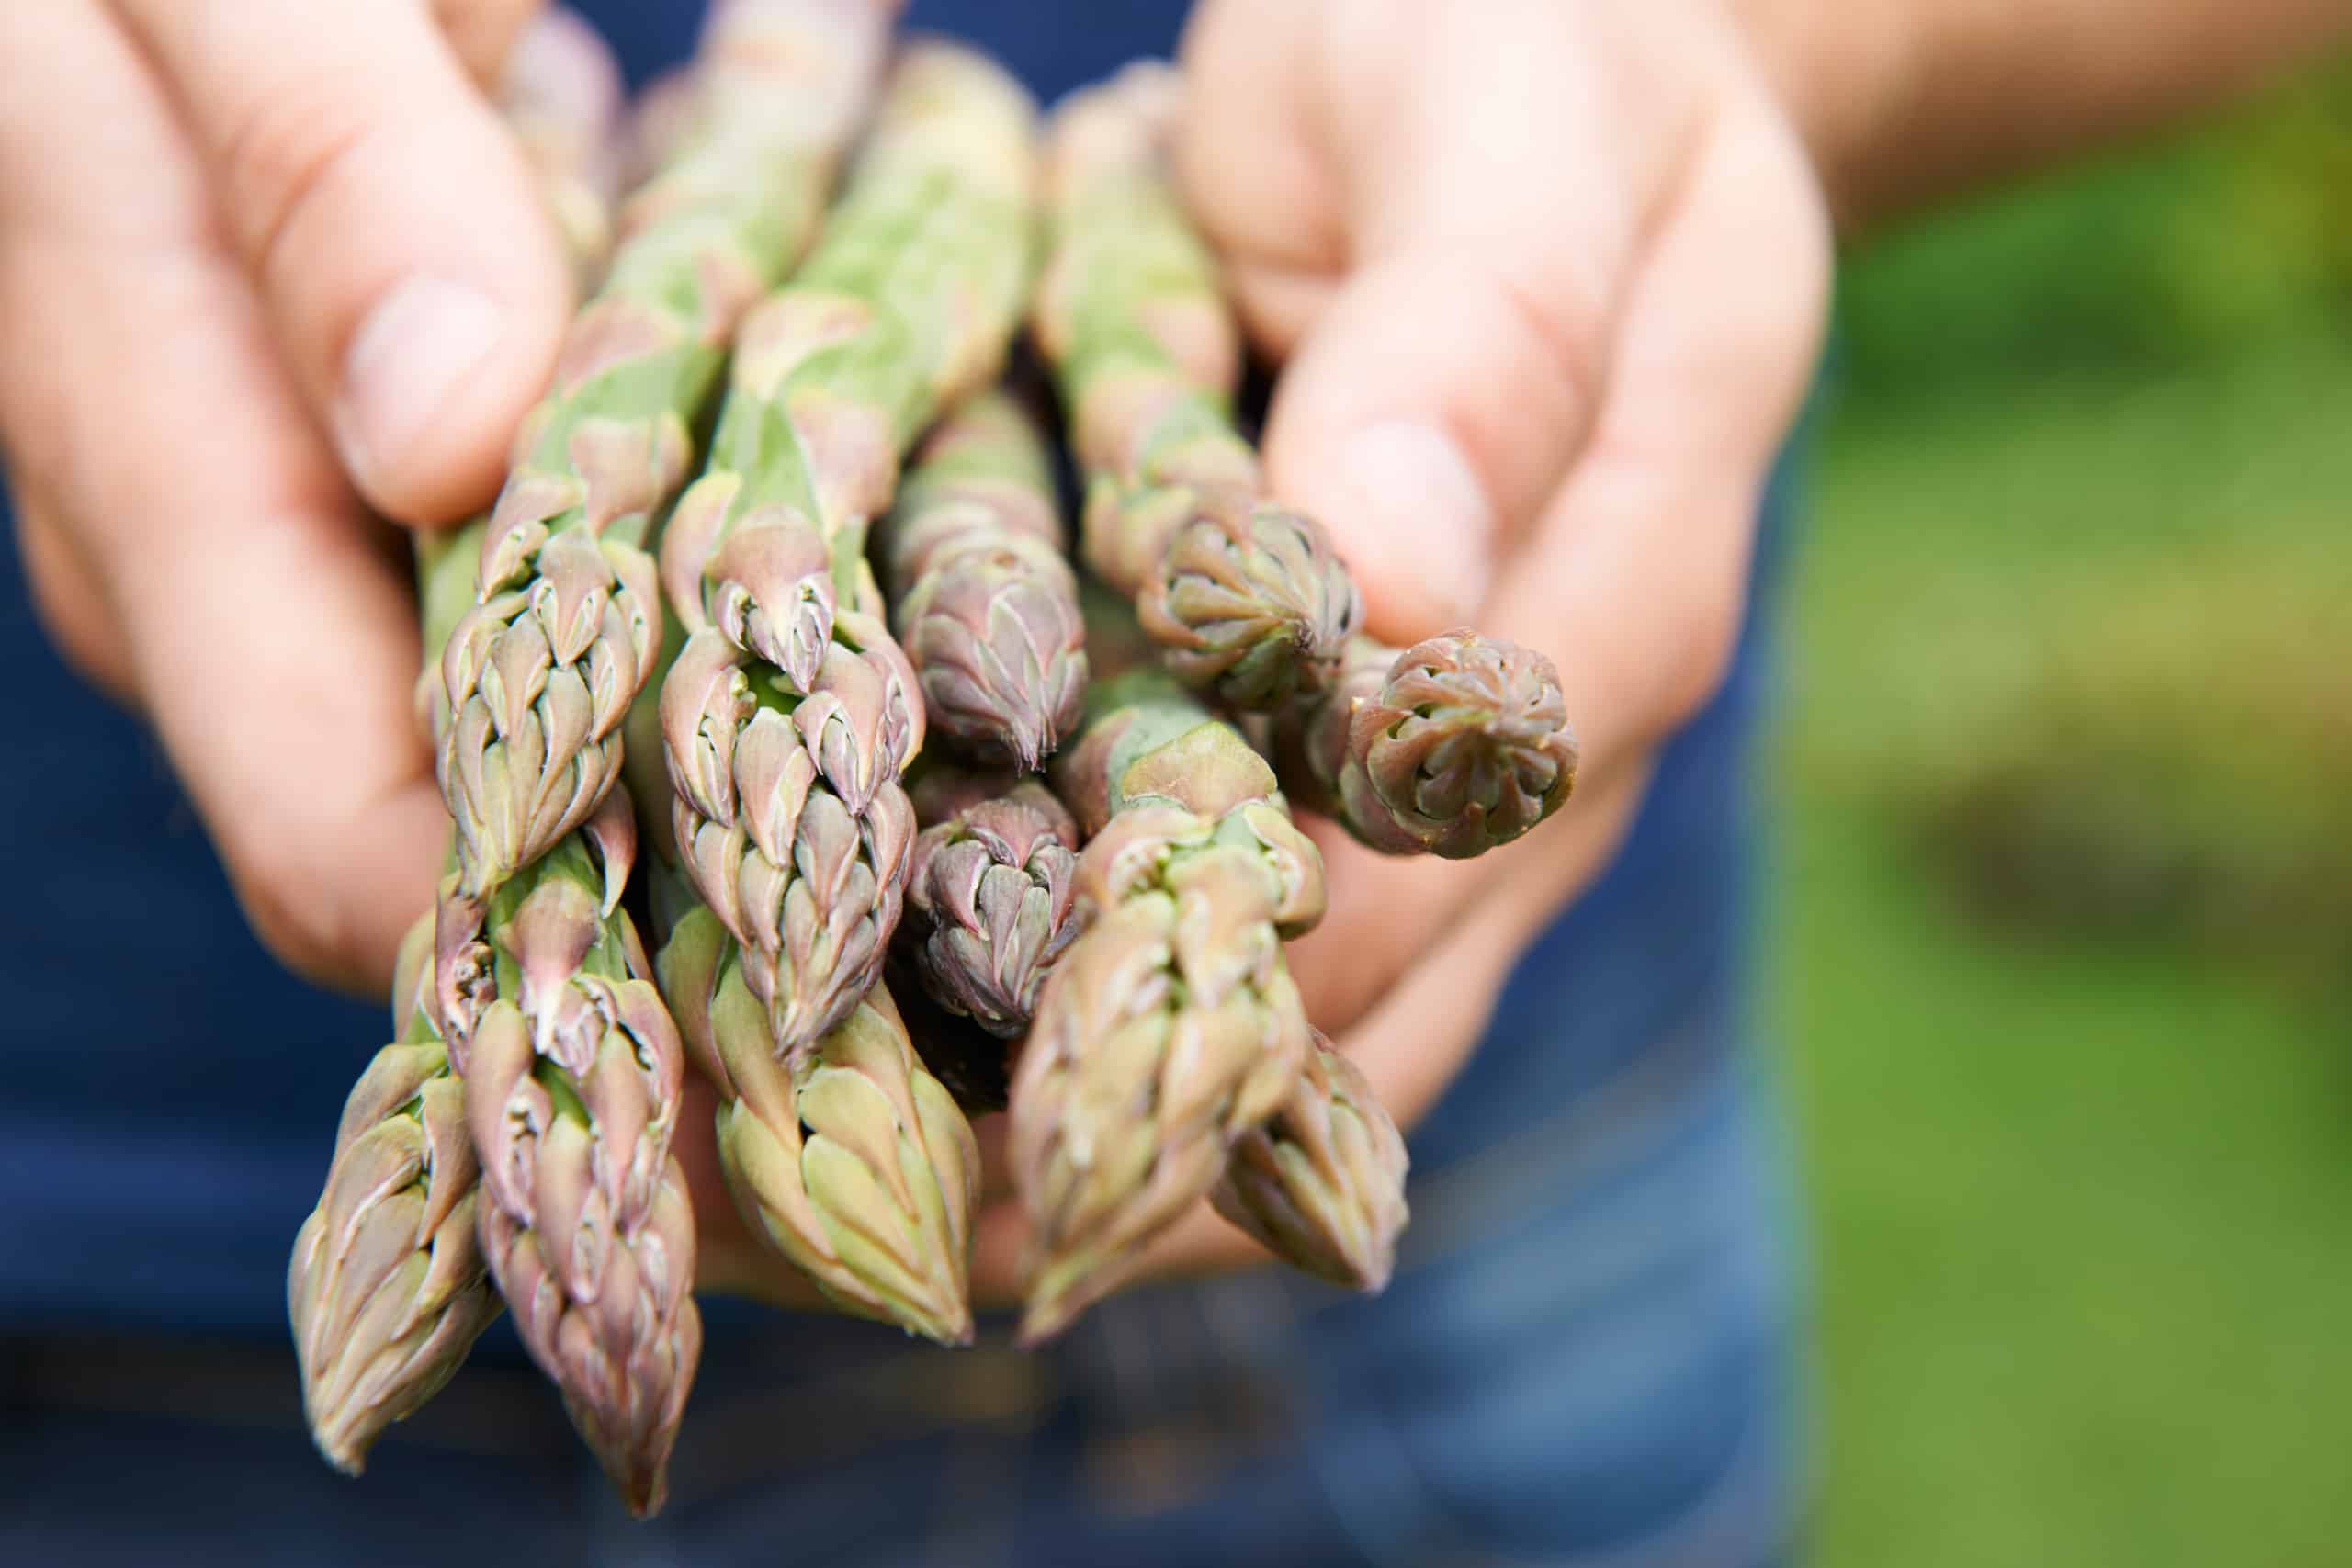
[0,3,1808,1562]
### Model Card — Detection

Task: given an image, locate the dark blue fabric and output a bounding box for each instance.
[0,2,1806,1562]
[580,0,1190,100]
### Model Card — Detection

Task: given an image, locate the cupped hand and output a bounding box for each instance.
[0,0,569,992]
[952,0,1834,1301]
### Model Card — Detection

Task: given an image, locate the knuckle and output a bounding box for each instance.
[433,0,542,85]
[213,70,385,283]
[1486,254,1611,429]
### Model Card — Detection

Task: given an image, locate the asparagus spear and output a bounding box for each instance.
[496,6,627,289]
[443,792,701,1517]
[876,389,1087,769]
[885,758,1088,1114]
[641,629,980,1346]
[1030,64,1360,710]
[660,41,1041,1057]
[1272,632,1581,859]
[438,0,894,901]
[288,913,503,1476]
[1211,1032,1409,1292]
[1010,665,1327,1342]
[900,763,1082,1040]
[438,537,701,1517]
[292,519,497,1478]
[659,909,980,1345]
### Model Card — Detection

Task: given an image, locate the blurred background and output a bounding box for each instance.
[1779,51,2352,1568]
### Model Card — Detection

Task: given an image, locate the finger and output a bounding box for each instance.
[2,4,446,991]
[433,0,548,86]
[10,485,135,702]
[1171,0,1347,299]
[1481,101,1829,781]
[1283,761,1647,1036]
[967,1186,1256,1309]
[1320,764,1652,1128]
[109,0,572,525]
[1287,101,1828,1034]
[1241,2,1710,639]
[1216,256,1336,363]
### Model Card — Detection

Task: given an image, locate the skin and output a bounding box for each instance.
[5,0,2347,1308]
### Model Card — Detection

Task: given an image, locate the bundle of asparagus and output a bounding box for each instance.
[289,11,1580,1514]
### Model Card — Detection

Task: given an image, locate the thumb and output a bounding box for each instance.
[111,0,571,525]
[1256,246,1606,640]
[1237,5,1702,641]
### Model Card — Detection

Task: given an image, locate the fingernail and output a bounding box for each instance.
[335,276,505,501]
[1333,421,1494,626]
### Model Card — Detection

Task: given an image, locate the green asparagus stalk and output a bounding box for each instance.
[876,389,1087,769]
[442,793,701,1517]
[1272,632,1581,859]
[659,910,980,1345]
[1011,664,1327,1342]
[1030,64,1360,710]
[421,90,707,1494]
[497,6,627,288]
[440,520,699,1512]
[437,0,894,901]
[900,763,1083,1040]
[1211,1032,1409,1292]
[292,502,518,1478]
[288,912,503,1476]
[438,626,704,1517]
[660,41,1040,1058]
[649,587,978,1343]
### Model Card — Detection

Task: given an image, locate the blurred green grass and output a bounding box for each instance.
[1773,62,2352,1568]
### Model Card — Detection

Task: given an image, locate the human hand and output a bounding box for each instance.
[944,0,1834,1298]
[0,0,571,992]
